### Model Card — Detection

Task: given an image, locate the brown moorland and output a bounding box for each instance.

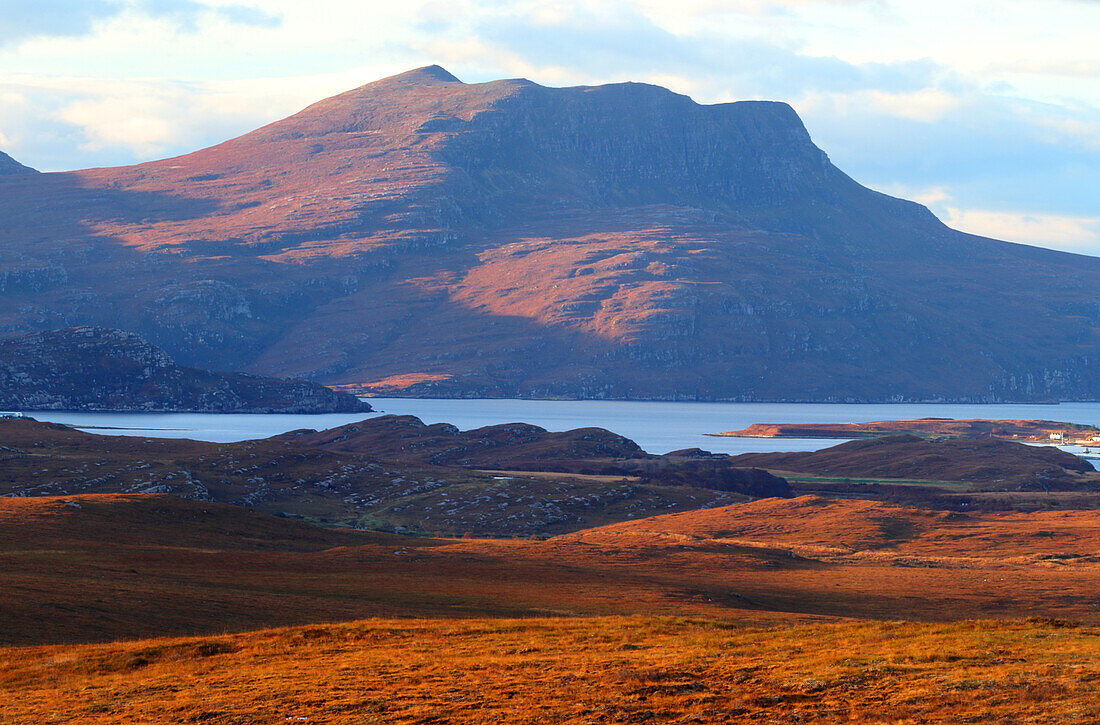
[4,493,1100,647]
[3,616,1099,724]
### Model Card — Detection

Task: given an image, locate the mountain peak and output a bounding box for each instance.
[377,64,463,86]
[0,150,36,175]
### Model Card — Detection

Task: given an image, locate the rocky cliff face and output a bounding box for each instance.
[0,327,371,413]
[0,67,1098,401]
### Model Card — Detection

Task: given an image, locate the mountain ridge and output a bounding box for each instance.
[0,66,1097,401]
[0,150,34,175]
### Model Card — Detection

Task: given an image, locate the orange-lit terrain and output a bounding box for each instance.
[3,492,1100,721]
[5,492,1100,647]
[4,617,1099,724]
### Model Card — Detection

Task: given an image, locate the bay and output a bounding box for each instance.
[25,398,1100,456]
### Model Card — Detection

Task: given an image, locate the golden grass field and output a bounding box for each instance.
[3,616,1099,724]
[3,493,1100,722]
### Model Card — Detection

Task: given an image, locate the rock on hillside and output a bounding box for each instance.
[0,326,371,413]
[1,67,1099,401]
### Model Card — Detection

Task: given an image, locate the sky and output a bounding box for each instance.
[1,0,1098,256]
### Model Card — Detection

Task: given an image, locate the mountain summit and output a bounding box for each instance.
[0,67,1097,401]
[0,150,35,175]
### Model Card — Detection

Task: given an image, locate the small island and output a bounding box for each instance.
[711,418,1100,446]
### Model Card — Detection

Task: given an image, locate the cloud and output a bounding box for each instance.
[0,0,281,48]
[943,207,1100,255]
[0,0,120,47]
[56,93,181,155]
[423,0,958,124]
[992,59,1100,78]
[0,74,294,167]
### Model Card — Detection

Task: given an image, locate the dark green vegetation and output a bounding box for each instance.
[0,68,1098,400]
[0,326,370,413]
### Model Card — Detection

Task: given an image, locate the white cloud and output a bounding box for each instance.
[57,95,178,155]
[866,88,962,122]
[1034,117,1100,150]
[944,207,1100,255]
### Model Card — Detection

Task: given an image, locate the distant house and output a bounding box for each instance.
[0,412,23,419]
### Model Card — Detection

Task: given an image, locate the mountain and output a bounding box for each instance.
[0,66,1098,401]
[0,150,34,175]
[0,326,371,412]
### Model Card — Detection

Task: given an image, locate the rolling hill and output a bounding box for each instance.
[0,417,755,536]
[1,67,1098,400]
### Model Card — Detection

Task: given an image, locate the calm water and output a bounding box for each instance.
[25,399,1100,456]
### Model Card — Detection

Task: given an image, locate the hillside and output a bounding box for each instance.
[0,418,752,536]
[0,326,371,413]
[0,67,1097,400]
[727,435,1095,490]
[289,413,792,498]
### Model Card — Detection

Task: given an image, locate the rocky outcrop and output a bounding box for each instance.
[1,67,1099,401]
[0,327,371,413]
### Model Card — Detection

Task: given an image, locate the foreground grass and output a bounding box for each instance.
[2,616,1098,724]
